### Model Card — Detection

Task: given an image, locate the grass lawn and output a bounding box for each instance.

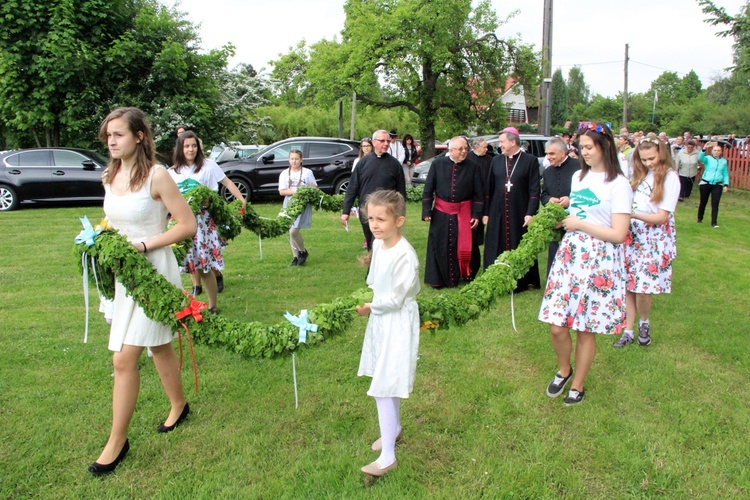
[1,191,749,498]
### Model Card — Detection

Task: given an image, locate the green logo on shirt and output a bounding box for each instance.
[176,178,200,195]
[569,187,600,219]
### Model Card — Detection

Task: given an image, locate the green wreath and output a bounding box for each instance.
[75,186,566,359]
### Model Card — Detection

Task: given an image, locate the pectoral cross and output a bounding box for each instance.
[505,179,513,192]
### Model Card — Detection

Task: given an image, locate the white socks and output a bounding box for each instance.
[375,397,400,467]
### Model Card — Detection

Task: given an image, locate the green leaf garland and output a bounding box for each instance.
[75,186,566,358]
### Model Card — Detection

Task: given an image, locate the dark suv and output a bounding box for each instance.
[0,148,108,211]
[219,137,359,201]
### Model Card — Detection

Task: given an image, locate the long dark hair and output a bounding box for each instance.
[172,130,205,173]
[99,107,156,190]
[578,122,622,182]
[358,138,373,159]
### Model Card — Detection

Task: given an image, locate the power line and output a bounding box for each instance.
[555,60,622,67]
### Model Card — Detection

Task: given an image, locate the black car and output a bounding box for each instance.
[0,148,108,211]
[219,137,359,201]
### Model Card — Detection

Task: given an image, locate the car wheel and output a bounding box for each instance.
[334,176,350,195]
[0,185,19,211]
[221,177,251,203]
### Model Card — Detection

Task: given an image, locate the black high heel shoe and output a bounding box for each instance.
[157,403,190,433]
[88,439,129,476]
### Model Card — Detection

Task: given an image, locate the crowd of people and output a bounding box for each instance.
[88,106,737,479]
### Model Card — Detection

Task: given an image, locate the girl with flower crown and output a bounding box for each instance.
[613,136,679,348]
[538,122,633,406]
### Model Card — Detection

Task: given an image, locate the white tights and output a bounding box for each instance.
[375,397,401,467]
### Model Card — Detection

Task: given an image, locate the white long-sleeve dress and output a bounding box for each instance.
[358,237,421,398]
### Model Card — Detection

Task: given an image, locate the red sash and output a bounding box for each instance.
[434,197,473,278]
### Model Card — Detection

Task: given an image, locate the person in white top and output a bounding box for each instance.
[278,150,318,265]
[169,131,246,314]
[90,107,197,475]
[356,190,420,478]
[614,137,679,348]
[387,130,405,164]
[538,122,632,406]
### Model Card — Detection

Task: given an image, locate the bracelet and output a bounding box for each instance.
[141,241,148,253]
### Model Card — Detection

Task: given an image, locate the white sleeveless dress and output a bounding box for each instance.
[103,166,182,351]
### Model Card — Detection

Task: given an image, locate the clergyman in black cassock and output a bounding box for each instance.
[422,137,484,288]
[483,128,541,292]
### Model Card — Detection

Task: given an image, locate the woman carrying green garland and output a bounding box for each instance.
[169,131,246,313]
[89,107,197,475]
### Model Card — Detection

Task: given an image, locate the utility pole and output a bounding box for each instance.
[540,0,553,135]
[623,44,629,129]
[338,99,344,138]
[350,91,357,140]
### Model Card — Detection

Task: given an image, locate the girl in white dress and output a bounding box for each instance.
[613,137,679,348]
[538,122,632,406]
[169,131,246,313]
[356,190,420,477]
[89,107,197,475]
[278,150,317,266]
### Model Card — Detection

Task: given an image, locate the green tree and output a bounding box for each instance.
[649,71,684,104]
[319,0,539,159]
[565,66,590,111]
[681,70,703,100]
[550,68,567,127]
[699,0,750,73]
[0,0,245,151]
[269,41,314,107]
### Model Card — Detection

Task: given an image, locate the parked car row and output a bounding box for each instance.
[0,148,107,211]
[0,134,551,211]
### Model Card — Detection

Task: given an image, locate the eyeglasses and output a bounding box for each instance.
[361,137,371,142]
[372,138,389,143]
[361,144,373,148]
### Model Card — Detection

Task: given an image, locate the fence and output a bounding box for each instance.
[726,146,750,190]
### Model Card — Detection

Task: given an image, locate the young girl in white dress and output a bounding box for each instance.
[169,131,246,313]
[356,190,420,477]
[278,149,317,266]
[538,122,633,406]
[90,107,197,475]
[613,137,679,348]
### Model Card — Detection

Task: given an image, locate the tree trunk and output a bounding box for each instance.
[419,61,439,160]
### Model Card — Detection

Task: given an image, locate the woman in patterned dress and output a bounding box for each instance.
[538,122,633,406]
[169,131,246,313]
[613,137,679,348]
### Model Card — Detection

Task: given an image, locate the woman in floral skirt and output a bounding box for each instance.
[613,137,679,348]
[538,122,633,406]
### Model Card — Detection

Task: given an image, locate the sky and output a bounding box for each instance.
[163,0,745,97]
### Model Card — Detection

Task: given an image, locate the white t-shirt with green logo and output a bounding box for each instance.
[568,170,632,227]
[632,170,680,215]
[168,159,226,194]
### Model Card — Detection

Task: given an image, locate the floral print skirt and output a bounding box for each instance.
[183,209,224,274]
[625,216,676,294]
[539,231,626,335]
